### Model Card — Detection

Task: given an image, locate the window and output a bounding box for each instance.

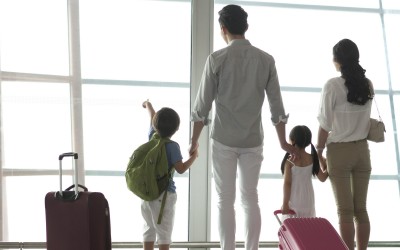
[0,0,399,248]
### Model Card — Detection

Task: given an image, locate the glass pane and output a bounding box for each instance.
[0,0,69,75]
[4,175,74,241]
[2,82,72,170]
[84,175,142,242]
[368,180,400,240]
[79,0,191,82]
[382,0,400,9]
[214,4,388,89]
[385,14,400,91]
[369,94,397,174]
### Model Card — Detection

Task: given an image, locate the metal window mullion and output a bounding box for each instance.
[378,0,400,195]
[0,71,69,83]
[0,60,4,241]
[189,1,214,249]
[216,0,387,13]
[67,0,85,186]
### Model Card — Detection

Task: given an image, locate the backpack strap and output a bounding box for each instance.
[156,147,175,224]
[157,189,169,224]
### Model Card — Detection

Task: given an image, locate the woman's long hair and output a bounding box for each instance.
[333,39,373,105]
[280,125,320,176]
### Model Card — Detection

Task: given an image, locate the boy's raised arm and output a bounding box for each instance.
[142,100,156,122]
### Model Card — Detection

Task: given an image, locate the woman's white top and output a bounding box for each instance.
[317,77,372,145]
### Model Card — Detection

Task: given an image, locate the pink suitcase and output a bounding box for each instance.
[274,210,348,250]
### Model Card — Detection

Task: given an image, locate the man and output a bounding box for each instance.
[189,4,294,250]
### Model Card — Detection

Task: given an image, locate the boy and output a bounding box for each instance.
[141,100,198,250]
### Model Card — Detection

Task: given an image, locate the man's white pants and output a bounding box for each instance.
[211,139,263,250]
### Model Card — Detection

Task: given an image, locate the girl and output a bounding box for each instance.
[281,125,328,218]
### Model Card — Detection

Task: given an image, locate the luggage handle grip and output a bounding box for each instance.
[58,152,79,197]
[274,209,296,216]
[65,184,88,192]
[274,209,296,225]
[54,184,88,201]
[59,152,78,161]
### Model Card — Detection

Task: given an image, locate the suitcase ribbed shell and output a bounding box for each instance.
[278,217,348,250]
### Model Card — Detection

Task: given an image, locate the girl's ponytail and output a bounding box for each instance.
[281,152,290,174]
[310,144,320,176]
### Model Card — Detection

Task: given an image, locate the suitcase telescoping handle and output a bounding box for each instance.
[274,209,296,225]
[58,152,79,198]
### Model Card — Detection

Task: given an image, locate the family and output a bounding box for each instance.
[138,4,373,250]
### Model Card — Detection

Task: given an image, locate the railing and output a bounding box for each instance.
[0,241,400,249]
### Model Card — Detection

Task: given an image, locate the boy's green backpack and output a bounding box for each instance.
[125,132,173,223]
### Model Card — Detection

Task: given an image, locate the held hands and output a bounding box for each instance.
[189,142,199,157]
[281,142,299,160]
[190,146,199,158]
[319,155,328,172]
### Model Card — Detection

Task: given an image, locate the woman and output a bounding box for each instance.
[316,38,373,250]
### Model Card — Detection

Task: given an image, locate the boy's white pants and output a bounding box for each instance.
[141,191,177,245]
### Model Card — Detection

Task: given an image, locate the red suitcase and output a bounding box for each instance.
[274,210,348,250]
[45,152,112,250]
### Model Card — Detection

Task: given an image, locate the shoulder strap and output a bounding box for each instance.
[373,98,382,121]
[156,161,175,224]
[157,190,168,224]
[154,133,172,224]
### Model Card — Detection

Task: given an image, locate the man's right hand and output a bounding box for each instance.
[189,142,199,155]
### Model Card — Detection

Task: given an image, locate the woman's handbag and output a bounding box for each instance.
[367,98,386,143]
[368,118,385,142]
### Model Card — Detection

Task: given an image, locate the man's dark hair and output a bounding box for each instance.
[152,107,180,138]
[218,4,248,35]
